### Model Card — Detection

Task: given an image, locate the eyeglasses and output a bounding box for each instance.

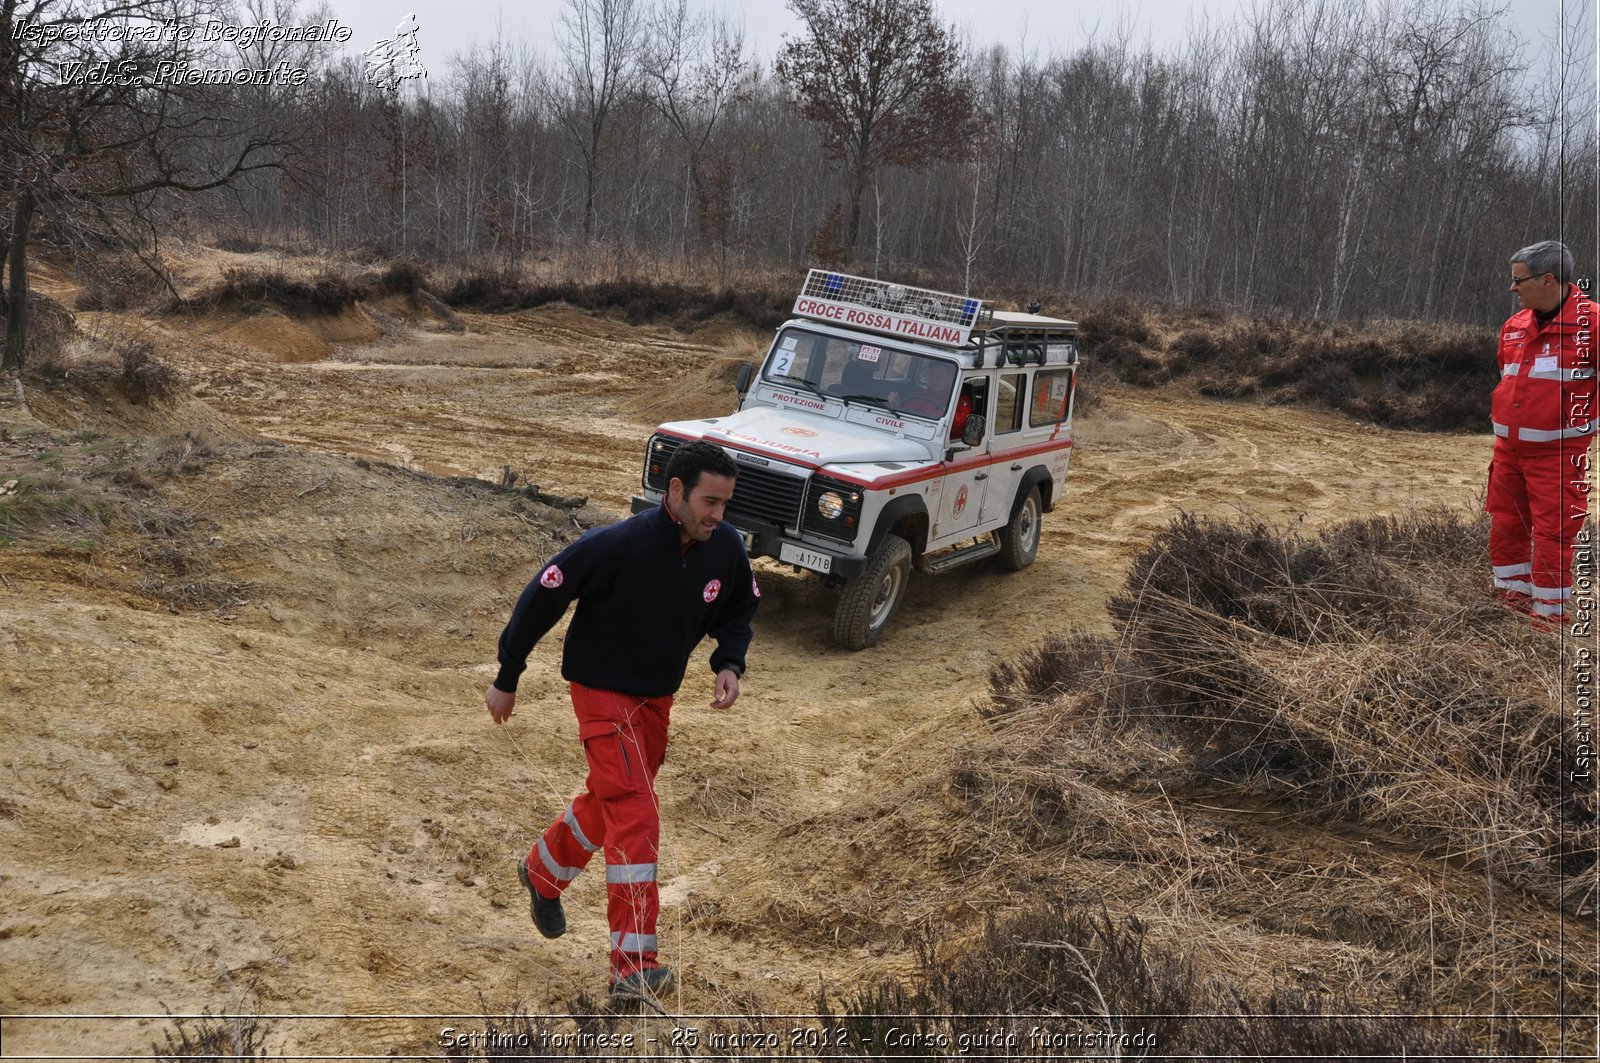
[1510,272,1548,286]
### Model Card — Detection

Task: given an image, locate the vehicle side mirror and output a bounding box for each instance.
[961,414,986,447]
[736,362,753,394]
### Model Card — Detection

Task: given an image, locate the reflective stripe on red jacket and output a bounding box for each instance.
[1491,283,1597,444]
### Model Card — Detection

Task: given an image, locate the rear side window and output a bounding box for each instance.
[1029,369,1074,427]
[995,372,1025,433]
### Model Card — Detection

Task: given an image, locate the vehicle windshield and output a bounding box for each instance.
[761,327,958,420]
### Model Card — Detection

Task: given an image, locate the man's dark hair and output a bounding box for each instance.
[665,440,738,494]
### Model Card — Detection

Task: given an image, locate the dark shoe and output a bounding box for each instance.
[518,859,566,939]
[609,966,675,1001]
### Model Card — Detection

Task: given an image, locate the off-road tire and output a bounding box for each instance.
[832,533,912,650]
[996,486,1041,571]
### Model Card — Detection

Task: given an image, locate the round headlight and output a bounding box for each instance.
[816,491,845,520]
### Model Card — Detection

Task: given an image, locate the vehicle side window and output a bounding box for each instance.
[1029,368,1074,427]
[996,372,1024,433]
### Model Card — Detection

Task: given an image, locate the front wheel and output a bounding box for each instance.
[832,533,912,650]
[996,486,1041,571]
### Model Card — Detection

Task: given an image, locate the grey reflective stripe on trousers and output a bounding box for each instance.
[1531,599,1566,617]
[538,838,582,882]
[1532,584,1573,601]
[1492,420,1510,437]
[563,805,598,853]
[606,862,657,884]
[1494,576,1533,594]
[610,932,659,952]
[1492,563,1532,578]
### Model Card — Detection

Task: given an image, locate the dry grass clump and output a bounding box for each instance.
[28,329,182,404]
[0,471,118,548]
[1,428,217,550]
[986,508,1594,901]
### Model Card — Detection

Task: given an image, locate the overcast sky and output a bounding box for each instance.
[249,0,1587,95]
[303,0,1585,76]
[319,0,1209,68]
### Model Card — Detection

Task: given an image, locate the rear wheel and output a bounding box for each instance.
[832,533,912,650]
[996,486,1041,571]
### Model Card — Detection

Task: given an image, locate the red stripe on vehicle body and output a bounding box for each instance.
[656,428,1073,489]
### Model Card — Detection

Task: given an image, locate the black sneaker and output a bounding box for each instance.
[518,859,566,939]
[609,966,675,1001]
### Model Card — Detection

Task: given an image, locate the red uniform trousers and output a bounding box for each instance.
[1486,436,1592,619]
[525,682,670,981]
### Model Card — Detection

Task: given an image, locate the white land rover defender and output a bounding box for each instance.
[632,270,1080,649]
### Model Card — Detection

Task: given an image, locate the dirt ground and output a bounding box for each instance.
[0,268,1570,1058]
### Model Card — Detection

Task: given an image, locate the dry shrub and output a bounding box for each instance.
[988,508,1595,900]
[152,993,271,1061]
[117,336,180,403]
[175,266,366,316]
[73,252,165,311]
[358,258,430,299]
[4,292,78,371]
[211,230,265,253]
[816,904,1504,1059]
[1076,297,1154,347]
[1072,303,1498,432]
[440,271,792,332]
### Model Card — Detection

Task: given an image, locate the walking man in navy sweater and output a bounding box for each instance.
[485,440,759,1002]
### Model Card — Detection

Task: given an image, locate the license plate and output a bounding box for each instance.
[780,542,833,573]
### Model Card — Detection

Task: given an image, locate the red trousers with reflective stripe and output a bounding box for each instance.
[525,682,670,980]
[1486,438,1591,618]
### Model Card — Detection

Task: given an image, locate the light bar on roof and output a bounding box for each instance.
[793,270,984,347]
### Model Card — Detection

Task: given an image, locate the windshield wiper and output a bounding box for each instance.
[778,378,829,404]
[836,393,889,409]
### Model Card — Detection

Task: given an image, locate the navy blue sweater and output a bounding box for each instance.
[493,504,759,698]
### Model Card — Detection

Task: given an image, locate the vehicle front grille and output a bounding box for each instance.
[644,436,809,531]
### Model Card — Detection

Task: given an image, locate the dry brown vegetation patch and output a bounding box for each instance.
[1074,298,1496,431]
[440,270,793,334]
[947,507,1594,1052]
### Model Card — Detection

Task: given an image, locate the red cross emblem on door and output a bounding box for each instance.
[954,484,969,516]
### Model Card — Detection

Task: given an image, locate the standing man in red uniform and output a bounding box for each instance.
[1489,240,1595,626]
[485,441,759,1001]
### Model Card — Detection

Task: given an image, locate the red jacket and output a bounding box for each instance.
[1492,283,1597,444]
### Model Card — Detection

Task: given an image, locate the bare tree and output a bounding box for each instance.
[553,0,644,243]
[640,0,749,261]
[775,0,976,253]
[0,0,290,396]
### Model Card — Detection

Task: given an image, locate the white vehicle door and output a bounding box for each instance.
[932,376,993,542]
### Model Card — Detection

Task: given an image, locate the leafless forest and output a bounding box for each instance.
[6,0,1598,339]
